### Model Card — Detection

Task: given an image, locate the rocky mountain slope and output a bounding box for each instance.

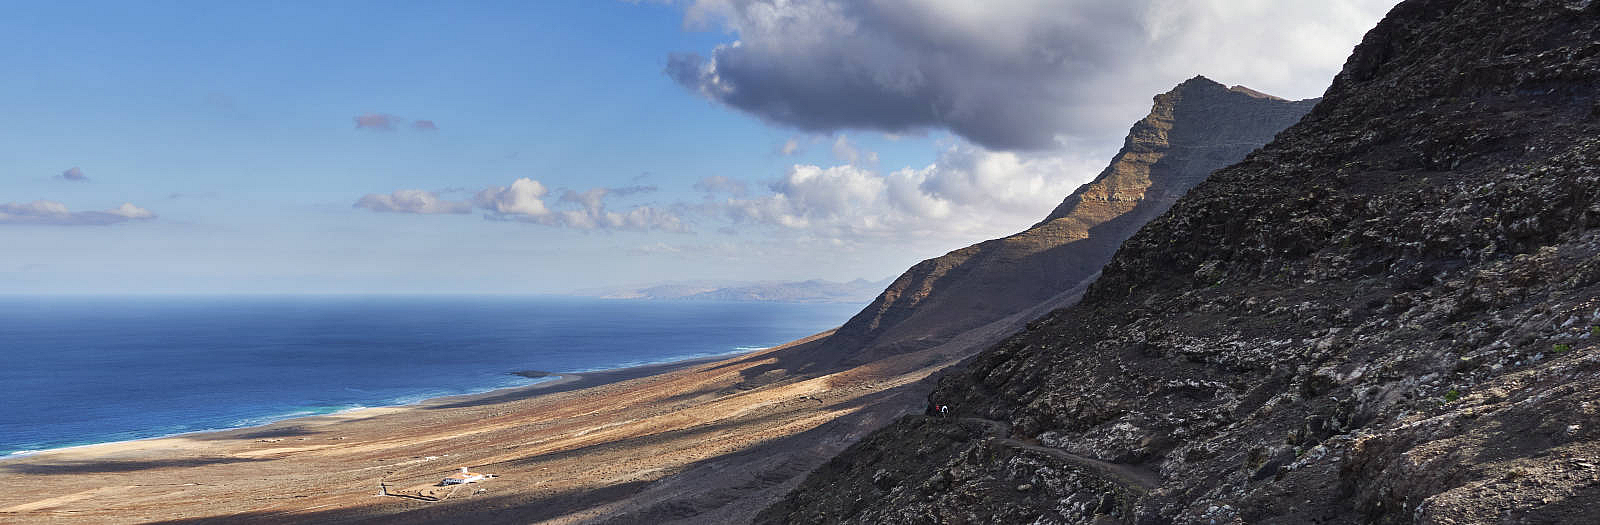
[819,78,1316,366]
[546,79,1313,524]
[760,1,1600,523]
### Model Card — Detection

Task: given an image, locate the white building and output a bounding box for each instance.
[441,466,488,485]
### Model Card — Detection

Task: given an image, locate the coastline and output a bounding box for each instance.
[408,352,742,409]
[0,328,952,524]
[0,351,749,463]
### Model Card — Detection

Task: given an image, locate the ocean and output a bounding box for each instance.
[0,295,862,457]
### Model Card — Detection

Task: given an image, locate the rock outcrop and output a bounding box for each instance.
[760,0,1600,523]
[819,78,1316,366]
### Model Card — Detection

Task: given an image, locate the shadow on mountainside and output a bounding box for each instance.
[421,354,734,411]
[1,456,271,475]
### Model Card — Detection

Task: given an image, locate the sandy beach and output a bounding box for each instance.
[0,330,965,524]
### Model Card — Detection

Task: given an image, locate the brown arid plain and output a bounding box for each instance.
[0,331,970,524]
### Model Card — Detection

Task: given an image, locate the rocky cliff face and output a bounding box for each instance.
[821,78,1316,366]
[760,1,1600,523]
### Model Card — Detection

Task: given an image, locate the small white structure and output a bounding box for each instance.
[441,466,489,485]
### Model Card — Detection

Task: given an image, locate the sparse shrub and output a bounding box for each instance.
[1591,326,1599,337]
[1444,389,1461,402]
[1553,343,1572,353]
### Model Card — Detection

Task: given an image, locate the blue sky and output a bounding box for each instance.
[1,1,1397,294]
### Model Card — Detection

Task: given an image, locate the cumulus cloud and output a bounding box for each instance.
[474,178,553,216]
[714,142,1101,243]
[56,167,89,181]
[354,189,473,214]
[666,0,1395,150]
[0,200,156,226]
[357,178,685,232]
[693,175,748,196]
[482,180,684,232]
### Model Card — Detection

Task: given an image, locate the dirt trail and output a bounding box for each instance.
[960,417,1160,493]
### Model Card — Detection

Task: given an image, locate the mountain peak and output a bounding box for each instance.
[1176,74,1222,87]
[1227,84,1287,100]
[809,76,1315,368]
[1038,78,1314,225]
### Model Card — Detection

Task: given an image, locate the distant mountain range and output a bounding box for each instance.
[567,278,893,303]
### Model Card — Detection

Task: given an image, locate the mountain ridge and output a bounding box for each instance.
[759,0,1600,523]
[819,76,1317,367]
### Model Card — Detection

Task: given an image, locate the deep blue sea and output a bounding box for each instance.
[0,295,861,457]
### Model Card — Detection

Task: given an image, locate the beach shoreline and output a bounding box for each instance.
[0,352,747,463]
[0,329,956,523]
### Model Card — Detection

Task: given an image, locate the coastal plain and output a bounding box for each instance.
[0,331,957,524]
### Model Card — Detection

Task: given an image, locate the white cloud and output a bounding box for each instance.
[107,203,156,219]
[474,178,552,216]
[831,134,877,166]
[354,189,472,214]
[358,177,686,232]
[666,0,1396,150]
[779,138,802,156]
[536,186,684,231]
[730,164,886,229]
[0,200,157,226]
[716,141,1101,243]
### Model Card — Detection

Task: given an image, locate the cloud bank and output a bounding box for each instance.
[715,142,1101,243]
[667,0,1396,150]
[356,179,685,232]
[477,180,682,231]
[354,189,474,214]
[0,200,156,226]
[354,145,1095,245]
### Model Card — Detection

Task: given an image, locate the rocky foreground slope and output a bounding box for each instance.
[760,0,1600,523]
[818,78,1315,367]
